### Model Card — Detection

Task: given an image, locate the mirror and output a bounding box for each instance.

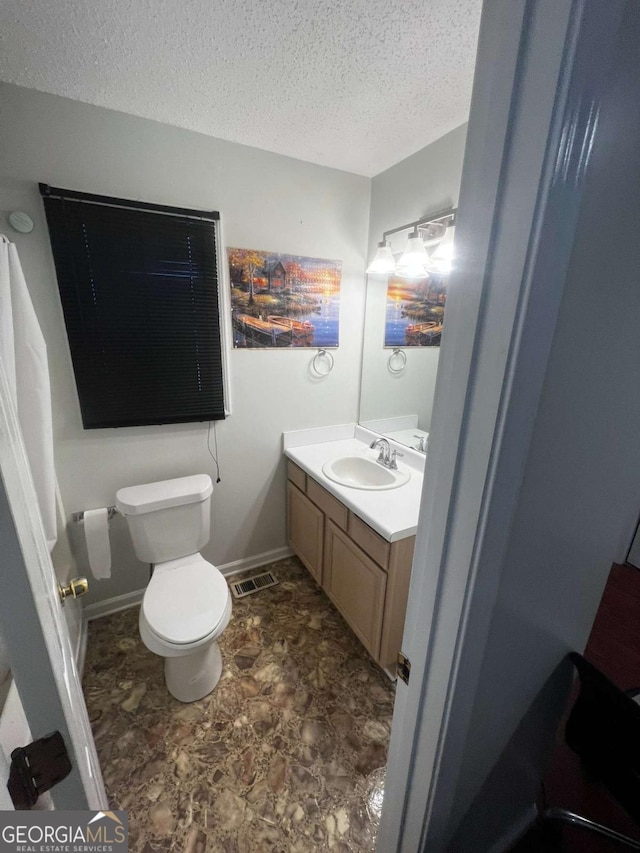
[358,210,455,453]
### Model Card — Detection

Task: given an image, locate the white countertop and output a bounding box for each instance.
[284,432,424,542]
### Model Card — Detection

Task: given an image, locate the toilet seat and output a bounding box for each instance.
[142,554,229,645]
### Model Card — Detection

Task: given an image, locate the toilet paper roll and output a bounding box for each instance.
[84,507,111,579]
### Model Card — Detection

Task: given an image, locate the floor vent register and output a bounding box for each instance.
[230,570,279,599]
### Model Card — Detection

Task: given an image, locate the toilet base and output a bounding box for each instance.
[164,640,223,703]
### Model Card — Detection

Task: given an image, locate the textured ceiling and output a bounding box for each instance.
[0,0,481,177]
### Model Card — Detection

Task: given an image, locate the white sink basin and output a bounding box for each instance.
[322,455,410,490]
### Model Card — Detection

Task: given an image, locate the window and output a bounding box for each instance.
[41,185,226,429]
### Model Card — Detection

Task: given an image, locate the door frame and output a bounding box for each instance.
[0,358,107,809]
[378,0,628,850]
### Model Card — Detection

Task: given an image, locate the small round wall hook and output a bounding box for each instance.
[311,349,335,377]
[388,348,407,374]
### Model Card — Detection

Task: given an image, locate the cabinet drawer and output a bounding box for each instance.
[306,478,348,530]
[324,520,386,661]
[287,460,306,492]
[348,512,390,570]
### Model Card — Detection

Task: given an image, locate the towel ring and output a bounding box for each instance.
[311,349,334,377]
[388,348,407,374]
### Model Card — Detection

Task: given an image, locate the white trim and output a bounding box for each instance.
[85,588,145,621]
[85,545,295,621]
[215,215,233,418]
[218,545,294,578]
[76,616,88,676]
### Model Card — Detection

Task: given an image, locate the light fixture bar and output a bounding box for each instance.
[382,206,457,242]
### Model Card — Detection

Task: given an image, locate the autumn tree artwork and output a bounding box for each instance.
[384,270,447,347]
[227,248,342,348]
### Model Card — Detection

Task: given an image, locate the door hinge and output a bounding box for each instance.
[397,651,411,685]
[8,731,72,809]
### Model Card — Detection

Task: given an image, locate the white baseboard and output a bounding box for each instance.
[85,545,294,622]
[487,805,538,853]
[218,545,294,578]
[85,588,145,621]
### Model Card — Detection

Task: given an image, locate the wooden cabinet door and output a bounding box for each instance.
[324,520,387,661]
[287,481,324,584]
[379,536,415,669]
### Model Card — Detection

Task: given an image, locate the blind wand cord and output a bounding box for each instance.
[207,421,221,483]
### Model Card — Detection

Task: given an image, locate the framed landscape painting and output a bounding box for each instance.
[384,270,447,347]
[227,248,342,348]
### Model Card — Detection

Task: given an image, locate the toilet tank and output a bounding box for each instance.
[115,475,213,564]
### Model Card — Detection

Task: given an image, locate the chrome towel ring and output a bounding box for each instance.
[388,348,407,374]
[311,349,335,376]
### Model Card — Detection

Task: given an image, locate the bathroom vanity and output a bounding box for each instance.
[284,431,422,675]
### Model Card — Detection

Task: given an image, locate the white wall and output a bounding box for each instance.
[367,124,468,250]
[0,83,371,604]
[360,125,467,430]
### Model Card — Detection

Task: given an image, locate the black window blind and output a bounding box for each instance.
[41,187,225,429]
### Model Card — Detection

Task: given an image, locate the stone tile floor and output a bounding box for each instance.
[82,556,395,851]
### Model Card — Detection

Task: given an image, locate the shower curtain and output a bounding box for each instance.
[0,234,57,551]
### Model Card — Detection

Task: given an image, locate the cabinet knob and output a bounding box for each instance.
[58,577,89,605]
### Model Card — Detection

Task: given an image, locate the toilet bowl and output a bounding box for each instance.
[115,475,232,702]
[139,553,232,702]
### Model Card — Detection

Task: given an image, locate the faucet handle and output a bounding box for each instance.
[389,449,404,469]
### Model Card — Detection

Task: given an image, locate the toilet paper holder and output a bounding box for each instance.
[72,506,118,524]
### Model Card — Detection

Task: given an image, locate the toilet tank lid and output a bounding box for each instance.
[115,474,213,515]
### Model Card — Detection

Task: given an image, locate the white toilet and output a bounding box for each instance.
[115,474,232,703]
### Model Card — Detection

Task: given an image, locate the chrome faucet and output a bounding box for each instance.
[370,437,391,466]
[370,438,403,470]
[414,434,427,453]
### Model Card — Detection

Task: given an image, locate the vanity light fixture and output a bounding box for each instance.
[428,225,456,275]
[395,228,431,279]
[366,240,396,274]
[366,207,457,279]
